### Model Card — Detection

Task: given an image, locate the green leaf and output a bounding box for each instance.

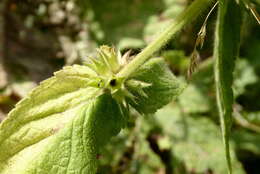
[127,58,185,114]
[0,92,124,174]
[245,111,260,126]
[85,0,165,49]
[214,0,241,173]
[233,130,260,155]
[0,47,183,173]
[154,105,245,174]
[162,50,190,74]
[178,84,211,113]
[0,63,126,174]
[233,59,258,97]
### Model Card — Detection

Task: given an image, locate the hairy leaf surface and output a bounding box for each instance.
[127,58,184,114]
[0,93,124,174]
[0,65,101,173]
[0,65,99,165]
[0,54,183,173]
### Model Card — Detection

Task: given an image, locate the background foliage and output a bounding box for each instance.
[0,0,259,173]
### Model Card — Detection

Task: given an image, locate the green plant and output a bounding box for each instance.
[0,0,259,173]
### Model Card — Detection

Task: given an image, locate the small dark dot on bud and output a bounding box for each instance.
[98,80,103,87]
[109,79,117,87]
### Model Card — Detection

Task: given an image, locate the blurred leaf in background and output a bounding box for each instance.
[0,0,259,173]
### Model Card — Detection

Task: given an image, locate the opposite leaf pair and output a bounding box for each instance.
[0,46,183,174]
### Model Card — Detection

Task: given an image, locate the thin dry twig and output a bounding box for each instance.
[241,0,260,25]
[187,2,218,80]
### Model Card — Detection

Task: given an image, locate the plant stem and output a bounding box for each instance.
[117,0,215,78]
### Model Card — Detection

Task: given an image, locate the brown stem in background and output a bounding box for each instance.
[0,0,8,88]
[147,132,173,174]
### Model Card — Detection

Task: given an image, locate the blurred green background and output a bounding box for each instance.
[0,0,259,173]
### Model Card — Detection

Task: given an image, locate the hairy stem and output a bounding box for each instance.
[117,0,215,78]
